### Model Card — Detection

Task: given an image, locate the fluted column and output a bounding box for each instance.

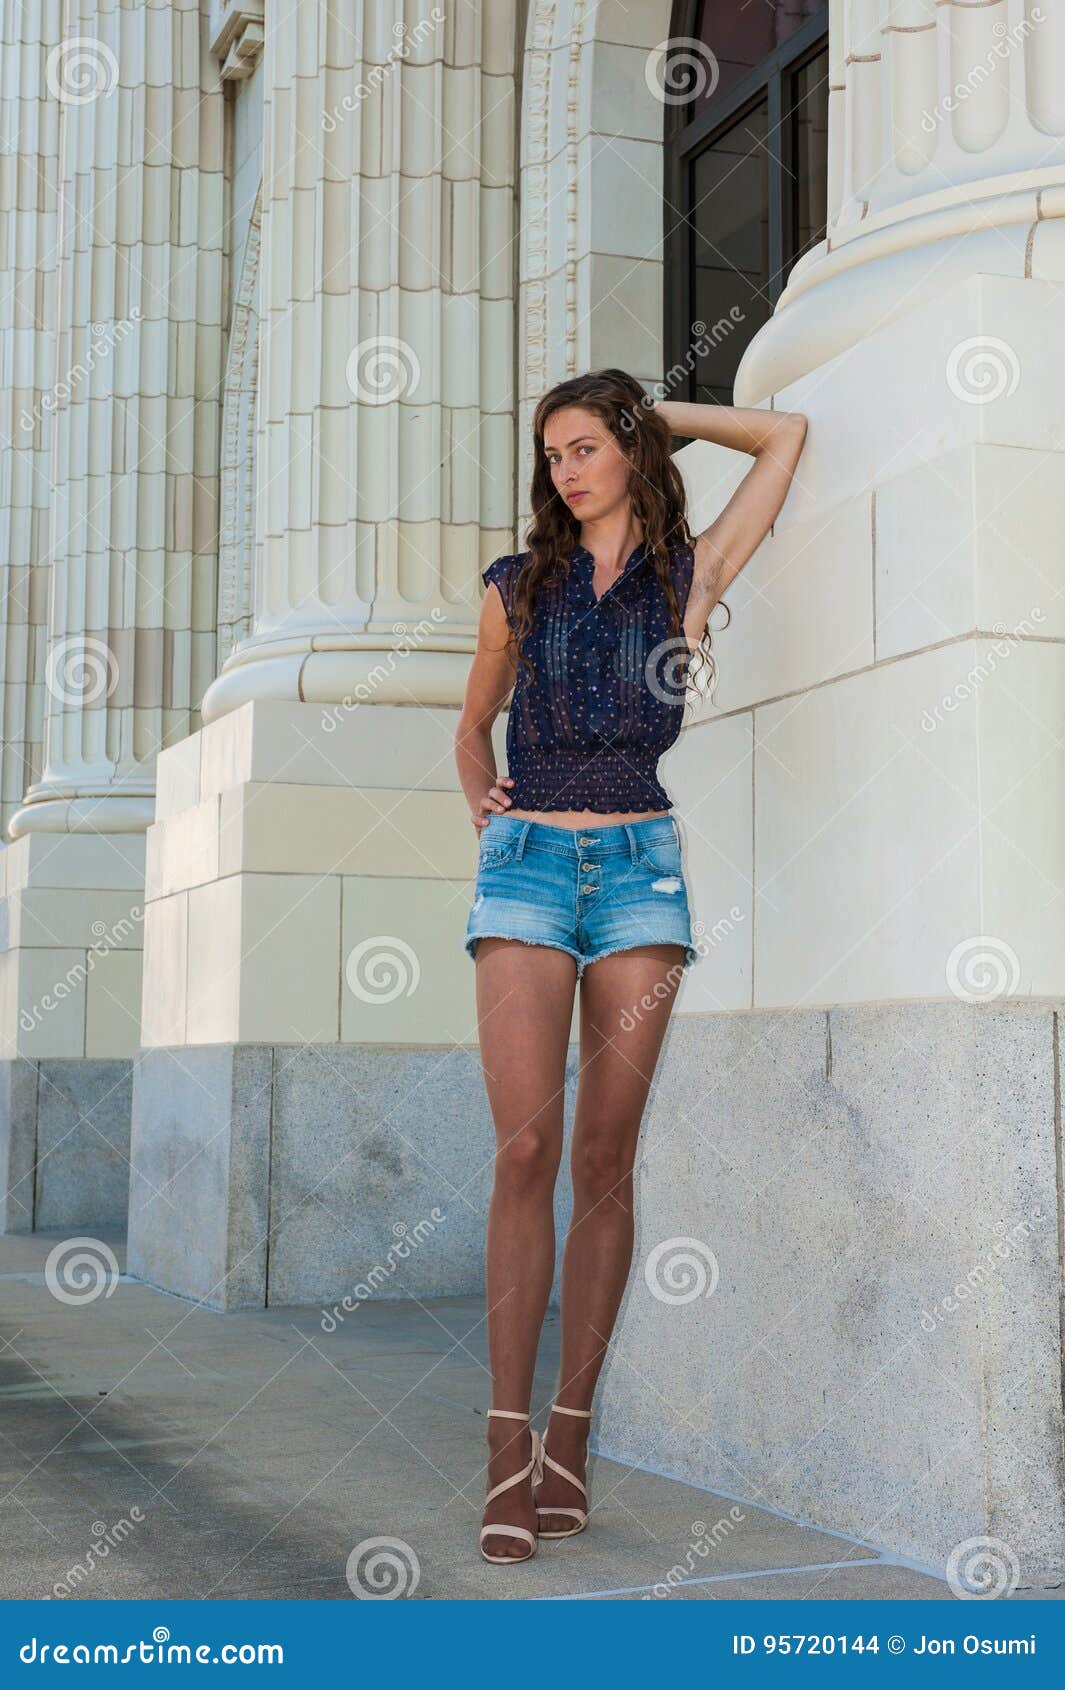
[0,0,62,840]
[737,0,1065,401]
[7,0,226,838]
[200,0,518,723]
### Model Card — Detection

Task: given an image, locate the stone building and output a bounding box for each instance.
[1,0,1062,1576]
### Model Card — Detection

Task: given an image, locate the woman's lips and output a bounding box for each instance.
[569,491,588,501]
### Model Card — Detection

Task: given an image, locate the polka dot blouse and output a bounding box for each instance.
[481,539,696,813]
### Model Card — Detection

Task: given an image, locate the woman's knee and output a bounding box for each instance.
[572,1128,635,1199]
[494,1124,559,1191]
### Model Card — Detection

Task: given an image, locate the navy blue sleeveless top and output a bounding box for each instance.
[481,539,695,813]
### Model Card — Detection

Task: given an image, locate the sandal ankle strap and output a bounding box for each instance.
[550,1402,592,1417]
[484,1424,544,1506]
[487,1408,531,1420]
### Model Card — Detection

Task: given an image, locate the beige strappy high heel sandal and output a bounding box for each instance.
[479,1409,544,1564]
[535,1402,592,1538]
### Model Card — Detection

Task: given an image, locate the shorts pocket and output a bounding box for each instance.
[635,834,683,875]
[477,838,519,871]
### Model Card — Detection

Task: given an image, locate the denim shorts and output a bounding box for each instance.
[464,813,698,977]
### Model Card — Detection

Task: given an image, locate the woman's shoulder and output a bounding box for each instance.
[481,549,537,585]
[481,551,537,626]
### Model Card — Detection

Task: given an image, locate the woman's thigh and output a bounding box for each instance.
[574,944,686,1148]
[474,937,578,1155]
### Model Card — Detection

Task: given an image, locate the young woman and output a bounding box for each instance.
[454,368,808,1564]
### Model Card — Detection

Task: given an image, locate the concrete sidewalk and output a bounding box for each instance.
[0,1231,1057,1602]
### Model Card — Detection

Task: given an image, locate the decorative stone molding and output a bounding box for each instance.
[218,184,262,672]
[211,2,266,83]
[736,0,1065,400]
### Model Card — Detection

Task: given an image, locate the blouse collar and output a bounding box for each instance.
[571,539,651,579]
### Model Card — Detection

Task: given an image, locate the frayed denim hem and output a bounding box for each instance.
[581,938,698,973]
[464,932,584,972]
[464,932,697,975]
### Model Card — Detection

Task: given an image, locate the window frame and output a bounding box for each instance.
[663,0,830,407]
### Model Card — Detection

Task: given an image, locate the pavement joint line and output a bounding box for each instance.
[591,1450,950,1583]
[538,1557,891,1600]
[0,1262,982,1593]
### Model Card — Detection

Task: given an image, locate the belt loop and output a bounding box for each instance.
[624,822,638,863]
[515,821,531,860]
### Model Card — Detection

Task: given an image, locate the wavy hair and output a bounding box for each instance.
[508,368,726,707]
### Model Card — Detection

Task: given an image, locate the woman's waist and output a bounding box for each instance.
[481,809,678,852]
[504,805,672,826]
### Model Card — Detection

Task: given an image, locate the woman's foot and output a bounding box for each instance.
[534,1403,591,1535]
[481,1413,541,1561]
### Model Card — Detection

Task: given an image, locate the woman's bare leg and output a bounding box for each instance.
[535,943,685,1532]
[474,936,577,1557]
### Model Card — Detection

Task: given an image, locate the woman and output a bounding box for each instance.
[454,369,808,1564]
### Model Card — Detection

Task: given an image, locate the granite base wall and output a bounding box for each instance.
[125,1000,1065,1577]
[0,1058,132,1232]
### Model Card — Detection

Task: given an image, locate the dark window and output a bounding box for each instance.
[664,1,829,406]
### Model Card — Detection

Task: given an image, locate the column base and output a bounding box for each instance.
[131,698,582,1309]
[127,1041,580,1311]
[0,833,144,1232]
[0,1057,133,1232]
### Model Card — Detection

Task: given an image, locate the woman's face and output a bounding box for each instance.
[542,405,633,522]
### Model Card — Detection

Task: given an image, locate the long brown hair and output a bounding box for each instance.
[510,368,721,704]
